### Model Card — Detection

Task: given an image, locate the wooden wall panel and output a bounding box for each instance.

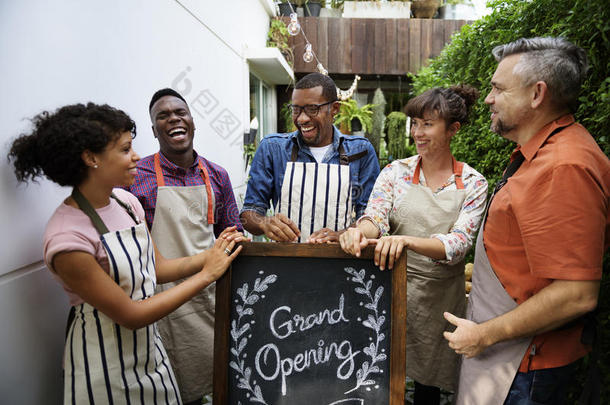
[374,19,386,74]
[408,19,421,74]
[282,17,470,75]
[396,19,409,75]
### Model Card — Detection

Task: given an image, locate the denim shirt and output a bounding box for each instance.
[242,126,380,220]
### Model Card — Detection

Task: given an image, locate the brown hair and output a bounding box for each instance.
[405,84,479,126]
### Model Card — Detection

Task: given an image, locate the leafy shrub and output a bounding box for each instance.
[411,0,609,188]
[410,1,609,402]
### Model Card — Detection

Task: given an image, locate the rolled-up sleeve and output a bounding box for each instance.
[432,175,488,264]
[359,164,395,236]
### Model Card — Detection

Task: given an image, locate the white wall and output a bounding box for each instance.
[0,1,273,402]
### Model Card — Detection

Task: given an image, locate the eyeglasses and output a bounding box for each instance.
[289,101,334,117]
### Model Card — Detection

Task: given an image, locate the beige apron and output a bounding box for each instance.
[389,157,467,391]
[277,142,355,242]
[454,209,532,405]
[151,153,216,402]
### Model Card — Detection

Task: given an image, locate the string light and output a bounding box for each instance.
[279,5,359,99]
[287,13,300,36]
[303,44,314,63]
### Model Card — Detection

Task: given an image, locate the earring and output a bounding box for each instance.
[93,164,98,169]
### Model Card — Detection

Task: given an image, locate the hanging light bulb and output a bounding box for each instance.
[303,43,314,63]
[317,63,328,75]
[287,13,300,36]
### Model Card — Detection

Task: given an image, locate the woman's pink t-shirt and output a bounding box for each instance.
[43,189,147,306]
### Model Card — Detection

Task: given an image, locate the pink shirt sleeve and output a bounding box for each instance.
[43,189,147,305]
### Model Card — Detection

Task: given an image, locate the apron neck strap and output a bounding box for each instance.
[71,189,140,235]
[71,188,109,235]
[453,156,465,189]
[153,153,166,187]
[413,156,464,189]
[154,152,214,225]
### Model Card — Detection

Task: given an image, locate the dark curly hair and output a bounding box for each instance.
[8,103,136,187]
[405,84,480,127]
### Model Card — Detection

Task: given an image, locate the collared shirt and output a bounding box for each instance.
[360,155,488,264]
[126,151,242,237]
[241,126,380,220]
[484,114,610,371]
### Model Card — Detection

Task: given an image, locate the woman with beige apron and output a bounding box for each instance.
[277,141,356,242]
[340,86,488,404]
[151,153,217,403]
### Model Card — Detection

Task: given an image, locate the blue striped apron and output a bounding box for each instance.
[277,160,352,242]
[64,193,181,405]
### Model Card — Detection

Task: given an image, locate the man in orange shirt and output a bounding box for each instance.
[443,37,609,405]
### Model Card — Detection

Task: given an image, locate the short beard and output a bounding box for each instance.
[491,118,517,136]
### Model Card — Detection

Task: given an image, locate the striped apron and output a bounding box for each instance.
[277,141,361,242]
[64,190,181,405]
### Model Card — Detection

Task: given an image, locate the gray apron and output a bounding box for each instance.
[390,157,467,391]
[454,208,532,405]
[151,153,216,402]
[277,142,358,242]
[66,189,181,404]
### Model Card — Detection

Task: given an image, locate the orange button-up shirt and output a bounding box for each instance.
[483,114,610,372]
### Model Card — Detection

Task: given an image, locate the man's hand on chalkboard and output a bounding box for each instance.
[307,227,341,244]
[260,213,300,242]
[339,227,370,257]
[374,235,409,270]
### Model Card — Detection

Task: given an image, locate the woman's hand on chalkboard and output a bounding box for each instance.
[308,227,340,244]
[202,235,243,282]
[339,227,369,257]
[218,226,249,243]
[374,235,410,270]
[260,213,300,242]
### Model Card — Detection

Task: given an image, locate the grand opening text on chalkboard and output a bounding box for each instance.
[214,243,406,405]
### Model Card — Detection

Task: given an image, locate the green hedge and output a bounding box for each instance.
[411,0,609,188]
[410,0,609,403]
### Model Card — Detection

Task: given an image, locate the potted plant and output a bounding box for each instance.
[334,99,375,135]
[303,0,324,17]
[438,0,475,19]
[343,0,411,19]
[411,0,441,18]
[278,0,299,16]
[267,17,294,67]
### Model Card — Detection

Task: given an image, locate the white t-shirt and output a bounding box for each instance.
[308,144,333,163]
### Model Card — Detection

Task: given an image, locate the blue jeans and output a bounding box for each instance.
[504,362,577,405]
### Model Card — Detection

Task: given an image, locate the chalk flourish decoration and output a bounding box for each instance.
[343,267,387,395]
[230,273,278,404]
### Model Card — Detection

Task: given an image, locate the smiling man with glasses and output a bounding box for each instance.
[241,73,380,243]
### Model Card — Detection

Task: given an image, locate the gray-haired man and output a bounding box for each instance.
[444,37,609,405]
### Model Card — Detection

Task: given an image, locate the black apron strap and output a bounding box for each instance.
[110,193,140,224]
[71,189,139,235]
[290,139,299,162]
[71,188,109,235]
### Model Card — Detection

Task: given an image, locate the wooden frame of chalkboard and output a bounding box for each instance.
[213,242,407,405]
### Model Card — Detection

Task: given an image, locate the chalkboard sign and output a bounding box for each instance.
[213,243,406,405]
